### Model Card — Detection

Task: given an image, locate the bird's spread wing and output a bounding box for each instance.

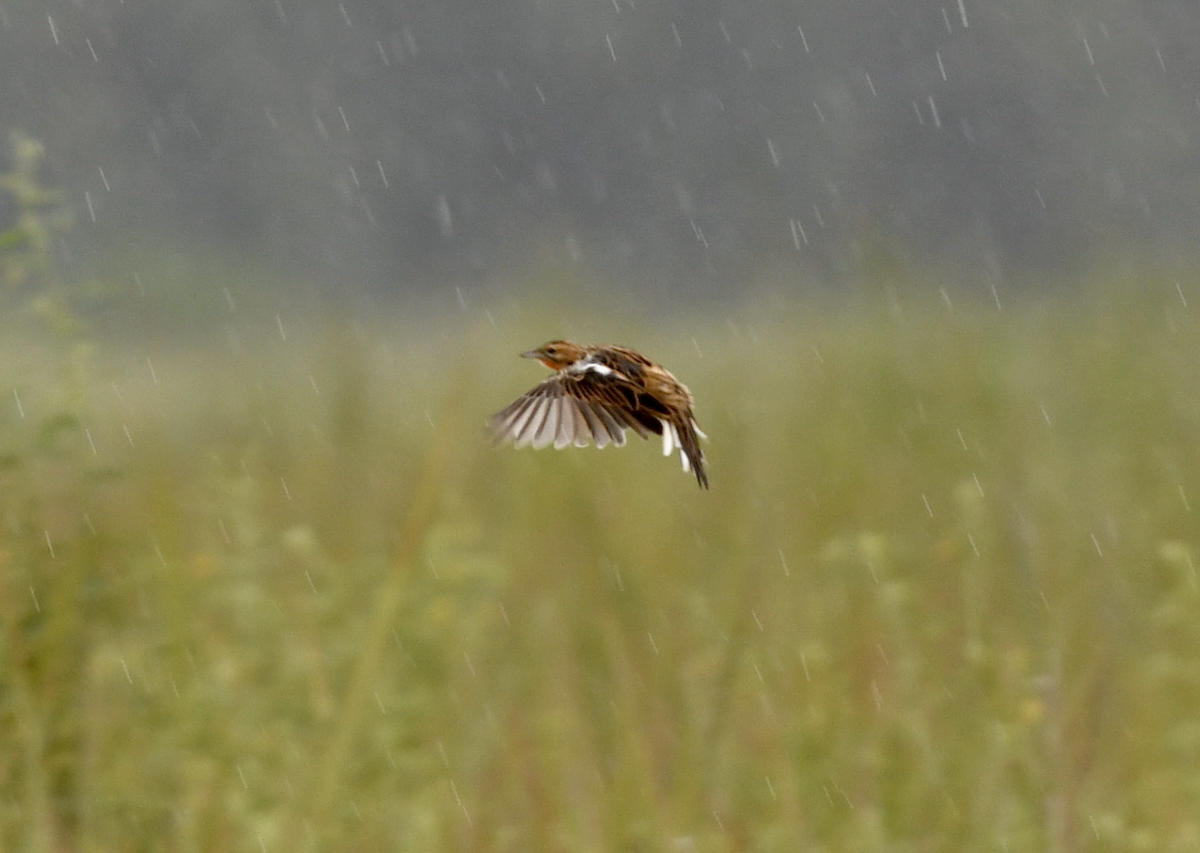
[489,370,661,450]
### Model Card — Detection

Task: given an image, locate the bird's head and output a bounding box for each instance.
[521,340,586,370]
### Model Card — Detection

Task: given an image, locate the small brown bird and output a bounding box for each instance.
[490,341,709,488]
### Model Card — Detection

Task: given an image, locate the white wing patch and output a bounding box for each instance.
[566,358,616,378]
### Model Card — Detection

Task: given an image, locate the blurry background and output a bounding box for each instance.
[4,2,1200,852]
[4,0,1200,301]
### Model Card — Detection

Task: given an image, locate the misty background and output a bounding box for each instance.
[4,0,1200,303]
[7,5,1200,847]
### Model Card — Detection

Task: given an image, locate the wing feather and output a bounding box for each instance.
[552,398,573,449]
[575,400,612,448]
[586,400,627,446]
[612,406,652,439]
[501,396,541,443]
[555,398,588,449]
[513,397,552,449]
[531,396,561,449]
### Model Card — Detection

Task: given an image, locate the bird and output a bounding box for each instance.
[489,340,709,488]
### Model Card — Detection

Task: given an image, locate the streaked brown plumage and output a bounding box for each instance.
[489,341,709,488]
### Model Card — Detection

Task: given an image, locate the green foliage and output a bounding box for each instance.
[0,132,76,328]
[3,275,1200,851]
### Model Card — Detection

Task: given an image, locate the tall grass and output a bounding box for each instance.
[2,277,1200,851]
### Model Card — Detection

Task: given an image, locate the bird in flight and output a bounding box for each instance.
[489,341,709,488]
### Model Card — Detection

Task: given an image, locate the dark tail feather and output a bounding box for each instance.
[679,420,709,489]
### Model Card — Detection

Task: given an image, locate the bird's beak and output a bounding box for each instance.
[520,349,543,360]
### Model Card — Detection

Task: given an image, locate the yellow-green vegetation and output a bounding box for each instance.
[3,273,1200,853]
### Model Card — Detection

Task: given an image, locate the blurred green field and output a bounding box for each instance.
[3,276,1200,852]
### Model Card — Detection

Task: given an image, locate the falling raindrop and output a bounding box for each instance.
[449,780,472,826]
[789,218,807,249]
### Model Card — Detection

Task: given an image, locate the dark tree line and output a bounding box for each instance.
[3,0,1199,297]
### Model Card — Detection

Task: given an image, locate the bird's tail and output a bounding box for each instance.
[664,416,708,489]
